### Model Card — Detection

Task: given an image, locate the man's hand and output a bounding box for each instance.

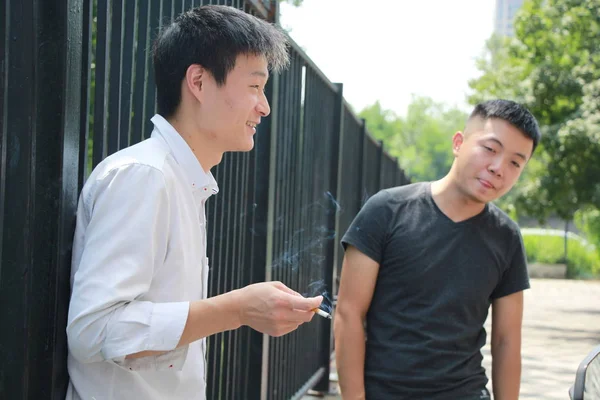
[238,281,323,336]
[127,281,321,360]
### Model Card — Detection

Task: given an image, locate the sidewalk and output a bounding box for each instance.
[484,278,600,399]
[302,357,341,399]
[304,278,600,399]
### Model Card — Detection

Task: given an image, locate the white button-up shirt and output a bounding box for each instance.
[66,115,218,400]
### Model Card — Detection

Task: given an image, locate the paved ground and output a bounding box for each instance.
[485,279,600,399]
[304,278,600,399]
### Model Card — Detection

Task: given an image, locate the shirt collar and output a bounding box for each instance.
[150,114,219,197]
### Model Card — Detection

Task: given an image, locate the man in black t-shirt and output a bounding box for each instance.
[334,100,541,400]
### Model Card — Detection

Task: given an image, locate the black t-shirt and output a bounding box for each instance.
[341,182,529,400]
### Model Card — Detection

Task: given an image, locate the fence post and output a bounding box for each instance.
[312,83,344,393]
[358,119,367,206]
[0,0,83,398]
[390,156,396,187]
[259,57,281,400]
[376,140,384,191]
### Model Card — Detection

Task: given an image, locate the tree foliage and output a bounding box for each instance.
[468,0,600,221]
[359,96,468,182]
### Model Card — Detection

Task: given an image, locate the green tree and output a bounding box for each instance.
[357,101,403,148]
[468,0,600,221]
[468,34,531,106]
[359,96,468,182]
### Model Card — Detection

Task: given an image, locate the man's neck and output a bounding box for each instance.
[430,175,486,223]
[167,114,222,173]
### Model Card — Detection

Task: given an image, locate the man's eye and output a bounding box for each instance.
[484,146,494,153]
[512,161,521,168]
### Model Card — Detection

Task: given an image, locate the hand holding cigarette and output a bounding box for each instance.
[237,281,323,337]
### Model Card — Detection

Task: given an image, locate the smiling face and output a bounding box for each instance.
[452,117,534,204]
[195,53,271,152]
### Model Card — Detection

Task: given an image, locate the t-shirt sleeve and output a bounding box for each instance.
[341,190,392,264]
[491,230,530,300]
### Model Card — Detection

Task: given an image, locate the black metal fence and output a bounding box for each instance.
[0,1,409,399]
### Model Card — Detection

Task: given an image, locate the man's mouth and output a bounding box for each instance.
[246,121,258,129]
[478,178,495,189]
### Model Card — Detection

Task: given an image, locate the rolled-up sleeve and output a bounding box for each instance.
[66,163,189,367]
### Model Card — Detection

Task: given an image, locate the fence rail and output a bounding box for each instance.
[0,1,409,399]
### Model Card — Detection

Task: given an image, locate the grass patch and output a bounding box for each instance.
[523,234,600,279]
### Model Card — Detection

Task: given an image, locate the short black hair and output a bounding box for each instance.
[468,99,541,153]
[152,5,289,118]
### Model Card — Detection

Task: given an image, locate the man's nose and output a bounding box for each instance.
[257,92,270,117]
[487,157,504,177]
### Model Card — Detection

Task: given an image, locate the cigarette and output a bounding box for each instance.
[313,308,332,319]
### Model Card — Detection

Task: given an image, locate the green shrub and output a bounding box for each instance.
[522,234,600,279]
[574,208,600,251]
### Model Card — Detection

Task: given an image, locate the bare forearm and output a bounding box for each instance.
[334,313,366,400]
[127,290,242,359]
[492,342,521,400]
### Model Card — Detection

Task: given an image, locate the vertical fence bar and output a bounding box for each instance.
[246,75,275,400]
[228,155,238,399]
[280,51,298,400]
[307,67,319,393]
[332,89,345,305]
[298,66,310,399]
[224,157,233,400]
[206,153,226,398]
[357,119,366,207]
[119,0,136,149]
[0,0,83,398]
[393,158,399,187]
[92,0,111,167]
[163,0,174,23]
[130,0,150,144]
[288,57,303,399]
[0,3,37,394]
[232,151,248,399]
[376,140,383,191]
[266,50,293,400]
[1,1,34,396]
[106,0,123,155]
[222,154,234,400]
[273,56,287,399]
[0,0,7,288]
[143,0,161,138]
[291,56,300,398]
[174,0,183,14]
[314,82,343,392]
[53,0,85,392]
[79,0,93,186]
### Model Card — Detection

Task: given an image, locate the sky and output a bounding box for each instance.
[279,0,497,116]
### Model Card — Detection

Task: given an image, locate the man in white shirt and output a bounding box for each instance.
[66,5,323,399]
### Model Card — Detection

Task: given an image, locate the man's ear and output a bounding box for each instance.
[184,64,205,103]
[452,132,465,157]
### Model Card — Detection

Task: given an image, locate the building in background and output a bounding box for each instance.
[494,0,524,36]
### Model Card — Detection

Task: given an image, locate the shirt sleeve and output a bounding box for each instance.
[490,230,531,300]
[66,163,190,368]
[340,190,393,264]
